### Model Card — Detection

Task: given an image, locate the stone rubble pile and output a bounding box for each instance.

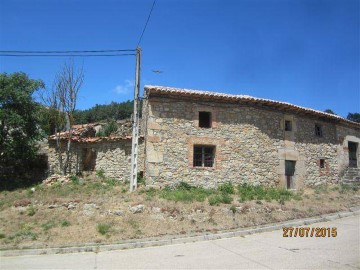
[42,174,71,186]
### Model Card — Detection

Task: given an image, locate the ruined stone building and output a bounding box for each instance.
[48,85,360,190]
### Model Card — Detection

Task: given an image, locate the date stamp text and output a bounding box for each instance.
[282,227,337,237]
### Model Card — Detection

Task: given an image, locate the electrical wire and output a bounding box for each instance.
[0,54,136,57]
[136,0,156,47]
[0,49,135,54]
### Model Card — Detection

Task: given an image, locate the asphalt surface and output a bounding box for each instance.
[1,215,359,269]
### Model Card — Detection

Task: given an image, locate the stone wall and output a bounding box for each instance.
[48,139,145,181]
[144,96,360,189]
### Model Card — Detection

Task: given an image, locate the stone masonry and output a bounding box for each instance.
[143,85,360,189]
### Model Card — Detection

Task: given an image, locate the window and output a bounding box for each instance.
[285,120,292,131]
[320,159,325,168]
[193,146,215,167]
[315,124,323,137]
[199,111,212,128]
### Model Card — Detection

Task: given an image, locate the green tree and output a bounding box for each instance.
[347,113,360,123]
[96,119,118,137]
[324,109,336,115]
[0,72,45,189]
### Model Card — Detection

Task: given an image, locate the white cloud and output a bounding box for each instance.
[113,80,134,94]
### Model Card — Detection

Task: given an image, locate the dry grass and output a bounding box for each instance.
[0,174,359,250]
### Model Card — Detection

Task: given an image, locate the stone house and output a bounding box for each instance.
[48,121,144,179]
[142,85,360,189]
[48,85,360,190]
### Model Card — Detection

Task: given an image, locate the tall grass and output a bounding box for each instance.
[237,183,294,202]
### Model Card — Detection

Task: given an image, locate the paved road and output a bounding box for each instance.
[1,215,359,269]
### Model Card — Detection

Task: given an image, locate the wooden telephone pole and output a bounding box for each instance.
[130,48,141,191]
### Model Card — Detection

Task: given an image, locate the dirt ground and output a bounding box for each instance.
[0,174,359,250]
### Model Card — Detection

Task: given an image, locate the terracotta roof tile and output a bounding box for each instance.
[145,85,360,127]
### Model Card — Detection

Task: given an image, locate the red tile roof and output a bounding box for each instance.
[145,85,360,128]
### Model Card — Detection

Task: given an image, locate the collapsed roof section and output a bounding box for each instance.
[48,119,136,143]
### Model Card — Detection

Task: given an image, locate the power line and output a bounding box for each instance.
[137,0,156,47]
[0,49,135,53]
[0,53,136,57]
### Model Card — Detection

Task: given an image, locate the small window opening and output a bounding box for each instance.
[199,111,212,128]
[285,120,292,131]
[315,124,323,137]
[320,159,325,168]
[193,145,215,167]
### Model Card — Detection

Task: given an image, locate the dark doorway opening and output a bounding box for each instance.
[285,160,296,189]
[348,142,358,168]
[82,148,97,171]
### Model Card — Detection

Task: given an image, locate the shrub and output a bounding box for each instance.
[96,120,118,137]
[27,205,36,216]
[96,169,106,179]
[70,175,79,184]
[340,184,359,193]
[60,220,71,227]
[137,173,146,186]
[105,178,118,187]
[42,221,56,232]
[314,184,328,194]
[97,223,111,235]
[177,182,192,191]
[218,182,234,194]
[221,193,233,204]
[208,195,222,206]
[160,183,211,203]
[237,183,295,202]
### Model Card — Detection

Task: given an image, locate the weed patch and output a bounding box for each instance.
[97,223,111,235]
[237,184,294,203]
[42,221,56,232]
[218,182,234,194]
[60,220,71,227]
[160,183,212,203]
[27,205,36,216]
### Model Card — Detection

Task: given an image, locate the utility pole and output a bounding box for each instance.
[130,47,141,192]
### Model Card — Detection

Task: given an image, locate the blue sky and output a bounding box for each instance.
[0,0,359,117]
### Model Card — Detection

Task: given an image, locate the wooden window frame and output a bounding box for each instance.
[315,124,323,137]
[193,145,215,168]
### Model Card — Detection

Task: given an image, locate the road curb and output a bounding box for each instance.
[1,208,359,257]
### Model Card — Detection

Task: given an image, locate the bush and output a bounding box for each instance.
[27,205,36,216]
[97,223,111,235]
[70,175,79,184]
[137,173,146,186]
[208,195,222,206]
[60,220,71,227]
[218,182,234,194]
[105,178,118,187]
[221,193,233,204]
[177,182,193,191]
[42,221,56,232]
[96,120,118,137]
[237,183,295,202]
[96,169,106,179]
[208,193,233,205]
[160,183,212,203]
